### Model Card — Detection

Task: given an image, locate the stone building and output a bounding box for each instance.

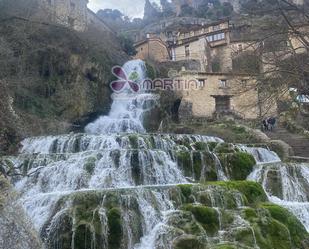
[39,0,110,32]
[134,35,171,62]
[176,71,277,120]
[144,19,258,73]
[133,19,269,120]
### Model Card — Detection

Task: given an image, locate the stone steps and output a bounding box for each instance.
[265,127,309,157]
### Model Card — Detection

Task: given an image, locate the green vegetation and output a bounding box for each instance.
[74,224,93,249]
[183,204,219,236]
[207,142,218,152]
[173,235,203,249]
[176,151,192,177]
[169,121,262,144]
[261,203,308,247]
[221,152,256,180]
[209,181,267,205]
[131,151,141,185]
[84,157,97,175]
[192,141,208,151]
[145,62,157,80]
[192,152,202,180]
[178,184,193,203]
[107,208,123,249]
[214,143,236,154]
[128,135,139,149]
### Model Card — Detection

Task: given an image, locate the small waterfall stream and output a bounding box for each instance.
[2,60,308,248]
[248,162,309,231]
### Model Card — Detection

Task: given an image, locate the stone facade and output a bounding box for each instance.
[134,36,171,62]
[170,20,258,73]
[177,71,277,120]
[39,0,110,32]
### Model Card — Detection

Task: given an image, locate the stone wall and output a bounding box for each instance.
[134,38,170,62]
[177,72,277,120]
[39,0,110,32]
[173,38,210,71]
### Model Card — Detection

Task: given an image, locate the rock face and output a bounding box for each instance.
[0,17,128,155]
[0,175,42,249]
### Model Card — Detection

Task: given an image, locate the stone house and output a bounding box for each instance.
[133,19,270,120]
[134,20,258,73]
[170,20,259,73]
[39,0,110,32]
[134,34,171,62]
[177,71,277,120]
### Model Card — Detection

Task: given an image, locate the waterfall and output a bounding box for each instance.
[248,163,309,231]
[2,59,308,249]
[238,145,281,164]
[85,60,158,134]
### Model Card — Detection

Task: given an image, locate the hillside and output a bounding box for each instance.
[0,17,128,155]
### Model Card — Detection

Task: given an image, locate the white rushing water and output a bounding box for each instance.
[4,59,308,248]
[248,163,309,231]
[85,60,158,134]
[9,60,226,244]
[238,145,281,164]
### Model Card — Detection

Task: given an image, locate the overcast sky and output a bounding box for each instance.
[88,0,161,18]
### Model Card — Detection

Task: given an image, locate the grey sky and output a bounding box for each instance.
[88,0,161,18]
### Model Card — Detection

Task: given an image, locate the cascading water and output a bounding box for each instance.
[2,59,309,249]
[85,60,157,134]
[248,162,309,231]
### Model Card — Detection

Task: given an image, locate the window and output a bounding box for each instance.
[70,1,76,10]
[47,0,52,5]
[197,79,205,88]
[214,96,231,112]
[238,44,243,52]
[207,35,214,42]
[219,79,227,88]
[185,45,190,57]
[206,32,225,42]
[141,47,143,51]
[68,17,74,27]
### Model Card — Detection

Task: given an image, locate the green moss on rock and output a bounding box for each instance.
[176,151,192,177]
[183,204,219,236]
[128,135,139,149]
[192,152,202,180]
[230,152,256,180]
[84,156,96,175]
[261,203,309,247]
[192,142,208,151]
[173,235,203,249]
[212,244,237,249]
[107,208,122,249]
[178,184,194,203]
[220,152,256,181]
[209,181,267,206]
[214,143,236,154]
[207,142,218,152]
[234,227,256,247]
